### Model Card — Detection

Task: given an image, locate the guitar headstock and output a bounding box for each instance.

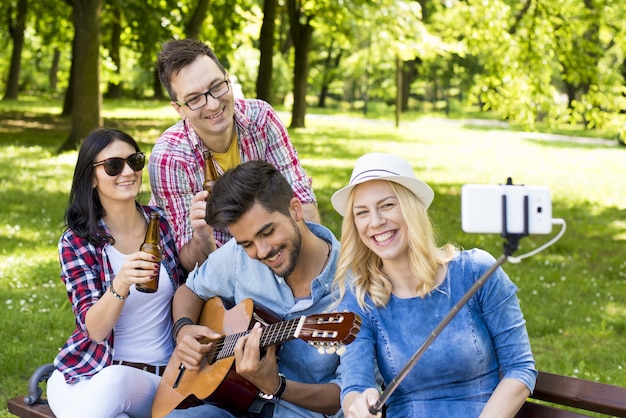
[296,312,361,355]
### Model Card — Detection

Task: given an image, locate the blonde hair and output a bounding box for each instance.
[333,182,456,310]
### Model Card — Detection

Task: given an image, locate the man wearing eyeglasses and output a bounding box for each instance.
[149,38,320,273]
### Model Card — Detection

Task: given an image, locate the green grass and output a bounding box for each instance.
[1,99,625,417]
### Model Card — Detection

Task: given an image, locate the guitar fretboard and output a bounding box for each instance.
[208,317,304,363]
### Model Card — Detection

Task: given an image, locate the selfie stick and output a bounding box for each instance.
[369,179,527,415]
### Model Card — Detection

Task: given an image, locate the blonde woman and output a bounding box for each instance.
[331,153,536,418]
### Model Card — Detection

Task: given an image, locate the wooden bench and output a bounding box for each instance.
[7,368,626,417]
[516,371,626,417]
[7,364,55,418]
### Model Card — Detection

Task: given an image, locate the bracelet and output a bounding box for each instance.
[172,317,194,340]
[109,282,129,300]
[258,373,286,401]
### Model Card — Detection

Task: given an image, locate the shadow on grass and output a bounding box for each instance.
[0,111,169,151]
[0,111,69,148]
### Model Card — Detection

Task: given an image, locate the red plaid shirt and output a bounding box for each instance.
[148,98,317,249]
[54,205,184,383]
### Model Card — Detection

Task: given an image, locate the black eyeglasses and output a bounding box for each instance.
[177,79,230,111]
[93,152,145,176]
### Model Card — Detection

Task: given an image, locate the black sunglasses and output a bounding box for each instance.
[93,152,146,176]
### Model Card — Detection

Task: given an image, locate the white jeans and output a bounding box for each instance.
[47,365,160,418]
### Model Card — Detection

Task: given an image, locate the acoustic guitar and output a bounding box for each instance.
[152,297,361,418]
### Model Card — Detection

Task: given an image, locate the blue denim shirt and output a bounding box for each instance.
[186,223,343,418]
[337,249,537,418]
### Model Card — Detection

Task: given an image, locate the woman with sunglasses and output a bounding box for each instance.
[46,128,185,418]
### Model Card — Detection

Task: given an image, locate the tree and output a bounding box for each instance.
[57,0,102,153]
[124,0,181,99]
[31,0,73,94]
[285,0,381,126]
[49,48,61,91]
[442,0,626,130]
[316,39,342,108]
[3,0,28,100]
[185,0,210,39]
[315,1,427,115]
[4,0,626,137]
[256,0,277,103]
[286,0,313,128]
[103,1,123,98]
[548,0,626,129]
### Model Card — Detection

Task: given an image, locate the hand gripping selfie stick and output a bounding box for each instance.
[368,179,529,416]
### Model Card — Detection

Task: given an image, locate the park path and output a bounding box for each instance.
[284,112,619,147]
[441,117,615,146]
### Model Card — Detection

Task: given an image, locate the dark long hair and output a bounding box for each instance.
[64,128,141,246]
[206,160,293,230]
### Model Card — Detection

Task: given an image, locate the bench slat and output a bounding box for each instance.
[516,400,591,417]
[7,397,55,418]
[532,371,626,416]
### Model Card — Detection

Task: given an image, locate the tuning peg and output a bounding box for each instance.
[336,345,346,356]
[317,345,326,355]
[325,346,337,354]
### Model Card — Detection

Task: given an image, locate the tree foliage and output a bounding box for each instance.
[446,0,626,130]
[2,0,626,140]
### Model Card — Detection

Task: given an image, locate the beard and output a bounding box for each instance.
[269,218,302,278]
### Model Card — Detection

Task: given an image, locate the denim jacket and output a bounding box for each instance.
[337,248,537,418]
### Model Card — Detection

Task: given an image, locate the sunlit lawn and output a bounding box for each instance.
[1,99,625,417]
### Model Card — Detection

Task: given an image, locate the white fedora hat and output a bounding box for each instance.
[331,152,434,217]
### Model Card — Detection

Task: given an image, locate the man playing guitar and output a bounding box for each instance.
[159,161,344,418]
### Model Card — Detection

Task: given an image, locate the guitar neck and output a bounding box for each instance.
[211,316,305,362]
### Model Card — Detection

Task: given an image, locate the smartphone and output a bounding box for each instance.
[461,184,553,235]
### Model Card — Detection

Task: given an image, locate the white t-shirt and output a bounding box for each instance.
[105,245,175,365]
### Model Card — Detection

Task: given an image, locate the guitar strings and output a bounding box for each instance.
[208,319,302,362]
[204,314,350,363]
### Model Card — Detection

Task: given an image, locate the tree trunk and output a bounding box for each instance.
[287,0,313,128]
[256,0,277,103]
[318,84,328,108]
[153,70,165,100]
[61,59,75,116]
[317,41,341,108]
[49,48,61,92]
[58,0,102,153]
[185,0,210,39]
[3,0,28,100]
[401,59,419,112]
[105,5,123,99]
[278,4,292,55]
[622,58,626,100]
[395,56,401,128]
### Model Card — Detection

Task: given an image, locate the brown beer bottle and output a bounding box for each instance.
[203,150,220,193]
[136,212,162,293]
